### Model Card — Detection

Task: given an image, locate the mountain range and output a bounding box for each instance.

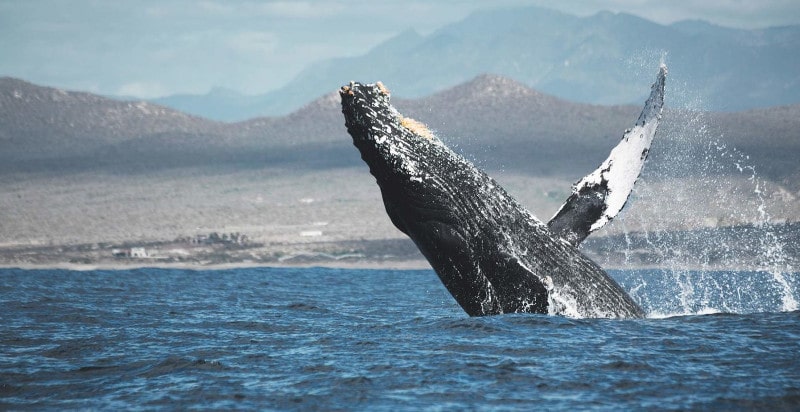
[2,75,799,196]
[2,72,799,266]
[149,6,800,121]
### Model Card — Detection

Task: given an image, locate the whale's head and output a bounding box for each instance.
[339,81,443,194]
[339,81,475,237]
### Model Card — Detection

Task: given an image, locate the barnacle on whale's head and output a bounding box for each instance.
[340,81,436,142]
[399,115,435,140]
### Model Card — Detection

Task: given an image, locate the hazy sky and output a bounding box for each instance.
[1,0,798,98]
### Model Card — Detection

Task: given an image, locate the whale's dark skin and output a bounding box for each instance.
[340,69,665,318]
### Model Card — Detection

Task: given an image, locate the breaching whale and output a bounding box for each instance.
[340,66,666,318]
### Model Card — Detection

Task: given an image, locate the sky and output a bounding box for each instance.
[1,0,799,98]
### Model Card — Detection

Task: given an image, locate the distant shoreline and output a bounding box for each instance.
[0,259,432,272]
[2,224,797,273]
[2,259,796,273]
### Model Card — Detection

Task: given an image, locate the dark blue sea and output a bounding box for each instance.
[2,267,799,410]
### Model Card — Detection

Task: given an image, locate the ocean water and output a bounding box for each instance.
[1,267,799,410]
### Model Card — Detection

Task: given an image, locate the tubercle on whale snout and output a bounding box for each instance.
[339,83,389,142]
[339,85,354,96]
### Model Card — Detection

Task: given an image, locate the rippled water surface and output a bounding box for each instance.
[2,267,799,410]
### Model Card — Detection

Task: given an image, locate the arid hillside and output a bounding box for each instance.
[1,76,798,267]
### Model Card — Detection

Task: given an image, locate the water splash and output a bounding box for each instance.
[612,269,799,317]
[597,57,799,315]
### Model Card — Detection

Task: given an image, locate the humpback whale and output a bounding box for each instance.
[340,66,666,318]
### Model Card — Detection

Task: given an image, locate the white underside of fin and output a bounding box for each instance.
[551,64,667,235]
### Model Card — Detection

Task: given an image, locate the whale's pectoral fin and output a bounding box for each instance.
[548,65,667,246]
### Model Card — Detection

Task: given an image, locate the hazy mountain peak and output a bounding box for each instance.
[1,76,33,88]
[0,77,219,159]
[1,77,71,101]
[465,74,538,96]
[434,73,557,107]
[587,9,647,21]
[669,18,746,38]
[133,5,799,120]
[592,10,615,19]
[296,90,341,112]
[207,87,243,98]
[1,77,36,98]
[383,28,423,48]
